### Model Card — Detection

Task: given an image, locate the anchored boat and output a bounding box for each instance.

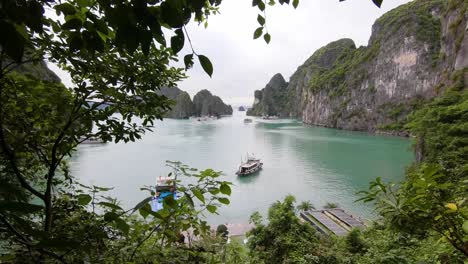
[236,155,263,176]
[150,176,181,212]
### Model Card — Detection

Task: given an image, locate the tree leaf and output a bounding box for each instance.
[170,28,184,54]
[54,3,76,15]
[218,197,230,205]
[104,212,119,222]
[207,205,217,213]
[264,33,271,44]
[77,194,92,205]
[133,196,153,212]
[192,188,205,204]
[184,192,195,207]
[139,203,151,219]
[258,1,265,11]
[184,54,194,70]
[163,195,178,208]
[62,18,83,30]
[220,183,231,195]
[198,55,213,77]
[115,218,129,235]
[253,27,263,39]
[98,202,123,211]
[257,15,265,25]
[293,0,299,8]
[372,0,383,7]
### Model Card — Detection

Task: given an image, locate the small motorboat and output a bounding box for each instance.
[244,118,253,123]
[236,155,263,176]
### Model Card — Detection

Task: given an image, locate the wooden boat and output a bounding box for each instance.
[236,155,263,176]
[150,176,181,212]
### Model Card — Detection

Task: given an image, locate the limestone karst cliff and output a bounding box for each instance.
[193,89,233,117]
[160,87,232,118]
[248,0,467,134]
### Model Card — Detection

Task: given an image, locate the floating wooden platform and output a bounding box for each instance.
[300,208,365,236]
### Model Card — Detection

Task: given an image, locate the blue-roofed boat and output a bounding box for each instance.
[150,176,181,212]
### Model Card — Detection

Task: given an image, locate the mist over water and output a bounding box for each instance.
[71,111,413,224]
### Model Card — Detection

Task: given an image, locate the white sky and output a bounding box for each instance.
[48,0,411,107]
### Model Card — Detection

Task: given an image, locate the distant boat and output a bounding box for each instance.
[236,155,263,176]
[261,115,278,120]
[244,118,253,123]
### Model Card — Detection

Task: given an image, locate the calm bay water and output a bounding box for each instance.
[70,111,413,224]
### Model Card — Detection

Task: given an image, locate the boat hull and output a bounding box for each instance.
[236,163,263,176]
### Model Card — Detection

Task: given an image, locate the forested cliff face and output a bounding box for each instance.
[248,0,467,134]
[193,89,233,117]
[160,87,232,118]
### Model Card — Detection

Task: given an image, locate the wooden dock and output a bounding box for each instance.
[300,208,365,236]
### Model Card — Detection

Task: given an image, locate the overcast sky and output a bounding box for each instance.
[48,0,411,107]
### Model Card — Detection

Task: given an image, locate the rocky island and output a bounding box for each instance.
[248,0,467,135]
[160,87,232,119]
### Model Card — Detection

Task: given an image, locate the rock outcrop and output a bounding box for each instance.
[160,88,232,118]
[246,73,289,116]
[159,87,194,119]
[248,0,467,134]
[193,89,233,117]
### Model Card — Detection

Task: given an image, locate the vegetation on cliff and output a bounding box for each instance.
[247,73,289,117]
[193,89,233,117]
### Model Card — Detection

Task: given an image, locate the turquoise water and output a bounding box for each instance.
[70,111,413,224]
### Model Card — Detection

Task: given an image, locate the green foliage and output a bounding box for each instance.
[359,87,468,257]
[345,229,368,254]
[297,201,315,212]
[247,195,322,263]
[324,202,339,209]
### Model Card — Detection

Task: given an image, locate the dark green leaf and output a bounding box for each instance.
[115,218,130,235]
[104,212,119,222]
[163,195,178,208]
[98,202,123,211]
[77,194,92,205]
[184,54,194,70]
[133,196,153,212]
[62,18,83,30]
[184,192,195,207]
[218,197,230,205]
[258,1,265,11]
[257,15,265,25]
[192,188,205,204]
[139,203,151,219]
[372,0,383,7]
[293,0,299,8]
[170,28,185,54]
[264,33,271,44]
[54,3,76,15]
[220,183,231,195]
[207,205,217,213]
[198,55,213,77]
[253,27,263,39]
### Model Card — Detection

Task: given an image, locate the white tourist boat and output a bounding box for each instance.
[236,155,263,176]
